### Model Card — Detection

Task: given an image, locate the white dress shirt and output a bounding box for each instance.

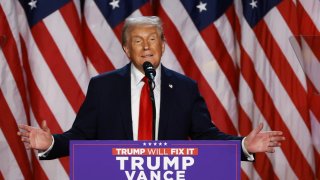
[131,63,161,140]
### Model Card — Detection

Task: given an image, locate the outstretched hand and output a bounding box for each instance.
[17,120,53,151]
[245,123,285,153]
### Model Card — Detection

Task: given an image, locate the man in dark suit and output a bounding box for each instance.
[18,16,285,161]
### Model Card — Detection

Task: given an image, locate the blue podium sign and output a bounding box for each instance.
[70,140,240,180]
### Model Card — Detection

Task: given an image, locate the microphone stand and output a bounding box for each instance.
[147,79,156,141]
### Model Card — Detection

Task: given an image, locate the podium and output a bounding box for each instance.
[70,140,240,180]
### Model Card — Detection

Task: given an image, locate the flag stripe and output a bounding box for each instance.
[83,21,115,73]
[20,38,69,174]
[238,42,314,179]
[234,2,315,172]
[31,153,48,180]
[0,129,24,179]
[157,5,237,135]
[257,17,311,131]
[161,1,241,132]
[200,25,239,95]
[237,75,297,179]
[43,11,88,94]
[31,22,85,113]
[84,1,128,70]
[0,170,4,180]
[298,0,320,32]
[0,92,32,179]
[60,1,86,59]
[0,5,30,124]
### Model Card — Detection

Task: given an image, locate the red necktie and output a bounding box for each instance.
[138,77,153,140]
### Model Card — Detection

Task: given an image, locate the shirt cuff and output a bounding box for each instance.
[242,137,255,161]
[38,135,54,157]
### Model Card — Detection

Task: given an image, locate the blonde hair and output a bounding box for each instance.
[121,16,165,46]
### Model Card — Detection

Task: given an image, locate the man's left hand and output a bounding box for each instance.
[245,123,285,153]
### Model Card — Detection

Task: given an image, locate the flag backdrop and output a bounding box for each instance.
[0,0,319,179]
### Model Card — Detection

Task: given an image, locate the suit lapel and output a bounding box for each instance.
[158,65,175,140]
[118,63,133,139]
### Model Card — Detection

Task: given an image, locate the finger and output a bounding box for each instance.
[266,147,275,153]
[41,120,50,132]
[250,122,264,136]
[25,144,31,150]
[18,124,32,132]
[21,137,30,143]
[270,131,283,136]
[270,136,286,142]
[17,131,29,137]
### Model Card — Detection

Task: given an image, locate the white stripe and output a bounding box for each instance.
[84,1,129,69]
[265,7,307,90]
[161,42,184,74]
[86,57,99,78]
[214,14,238,67]
[16,3,76,132]
[238,75,298,180]
[0,130,24,179]
[161,0,239,130]
[301,38,320,91]
[234,1,315,173]
[241,162,261,180]
[43,10,89,94]
[30,111,69,179]
[310,111,320,152]
[299,0,320,31]
[72,0,82,21]
[0,51,27,126]
[0,0,22,61]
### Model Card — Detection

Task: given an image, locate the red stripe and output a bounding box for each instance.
[296,2,320,64]
[225,7,278,178]
[239,44,315,179]
[31,22,85,113]
[255,154,279,180]
[238,101,278,179]
[60,1,86,60]
[277,0,299,35]
[139,2,154,16]
[253,21,311,131]
[20,38,70,174]
[200,24,239,96]
[0,92,32,179]
[157,5,238,135]
[306,68,320,122]
[0,171,4,180]
[31,154,48,179]
[302,36,320,63]
[297,2,320,35]
[113,21,124,42]
[83,21,115,73]
[316,151,320,179]
[0,6,30,124]
[228,5,315,178]
[241,170,250,180]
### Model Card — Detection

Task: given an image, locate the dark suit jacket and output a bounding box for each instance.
[43,63,246,160]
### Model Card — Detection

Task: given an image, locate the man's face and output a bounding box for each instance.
[123,25,165,73]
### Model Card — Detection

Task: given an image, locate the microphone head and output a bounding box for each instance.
[143,61,156,80]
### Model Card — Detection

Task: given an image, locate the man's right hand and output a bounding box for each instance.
[17,120,53,151]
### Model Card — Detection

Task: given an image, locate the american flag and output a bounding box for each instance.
[0,0,319,179]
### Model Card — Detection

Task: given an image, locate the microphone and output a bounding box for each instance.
[143,61,156,81]
[142,61,156,140]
